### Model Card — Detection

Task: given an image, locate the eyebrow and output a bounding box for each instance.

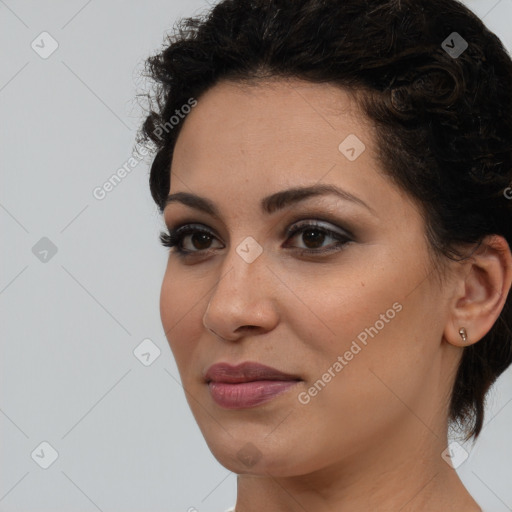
[164,184,376,218]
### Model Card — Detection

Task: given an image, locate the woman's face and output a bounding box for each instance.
[160,78,460,476]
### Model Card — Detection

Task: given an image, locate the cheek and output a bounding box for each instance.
[159,267,204,365]
[289,252,433,399]
[295,265,443,430]
[288,253,404,356]
[159,271,176,335]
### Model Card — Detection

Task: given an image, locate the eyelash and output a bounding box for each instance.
[159,220,353,258]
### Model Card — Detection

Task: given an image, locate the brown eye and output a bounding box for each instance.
[160,224,223,255]
[285,221,352,254]
[161,220,352,258]
[299,228,328,249]
[186,231,215,251]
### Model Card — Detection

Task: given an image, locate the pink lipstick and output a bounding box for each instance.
[204,361,301,409]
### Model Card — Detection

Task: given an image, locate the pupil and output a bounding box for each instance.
[303,229,325,248]
[192,233,211,250]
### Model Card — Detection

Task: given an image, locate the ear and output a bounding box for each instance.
[445,235,512,347]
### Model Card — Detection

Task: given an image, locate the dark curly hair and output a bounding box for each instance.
[137,0,512,441]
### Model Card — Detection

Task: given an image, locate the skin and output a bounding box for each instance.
[160,78,512,511]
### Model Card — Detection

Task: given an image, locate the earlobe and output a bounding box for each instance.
[458,327,468,343]
[445,234,512,348]
[446,325,470,348]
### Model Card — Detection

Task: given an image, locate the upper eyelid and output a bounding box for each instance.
[286,219,351,235]
[165,208,356,229]
[169,219,353,243]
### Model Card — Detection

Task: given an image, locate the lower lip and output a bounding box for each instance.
[208,380,300,409]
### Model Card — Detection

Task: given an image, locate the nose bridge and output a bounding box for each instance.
[203,237,278,336]
[211,236,267,303]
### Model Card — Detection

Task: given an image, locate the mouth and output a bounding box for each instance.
[204,361,302,409]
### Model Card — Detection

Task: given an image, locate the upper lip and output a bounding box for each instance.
[204,361,302,383]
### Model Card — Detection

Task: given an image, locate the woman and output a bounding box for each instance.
[138,0,512,510]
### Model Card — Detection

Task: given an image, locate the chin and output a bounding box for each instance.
[204,433,318,477]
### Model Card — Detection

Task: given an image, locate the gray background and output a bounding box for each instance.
[1,1,511,511]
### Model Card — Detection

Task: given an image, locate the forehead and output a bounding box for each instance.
[172,79,372,181]
[176,78,365,148]
[168,78,418,225]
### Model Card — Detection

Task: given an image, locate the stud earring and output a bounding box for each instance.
[459,327,468,343]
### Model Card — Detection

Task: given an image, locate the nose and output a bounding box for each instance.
[202,248,280,341]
